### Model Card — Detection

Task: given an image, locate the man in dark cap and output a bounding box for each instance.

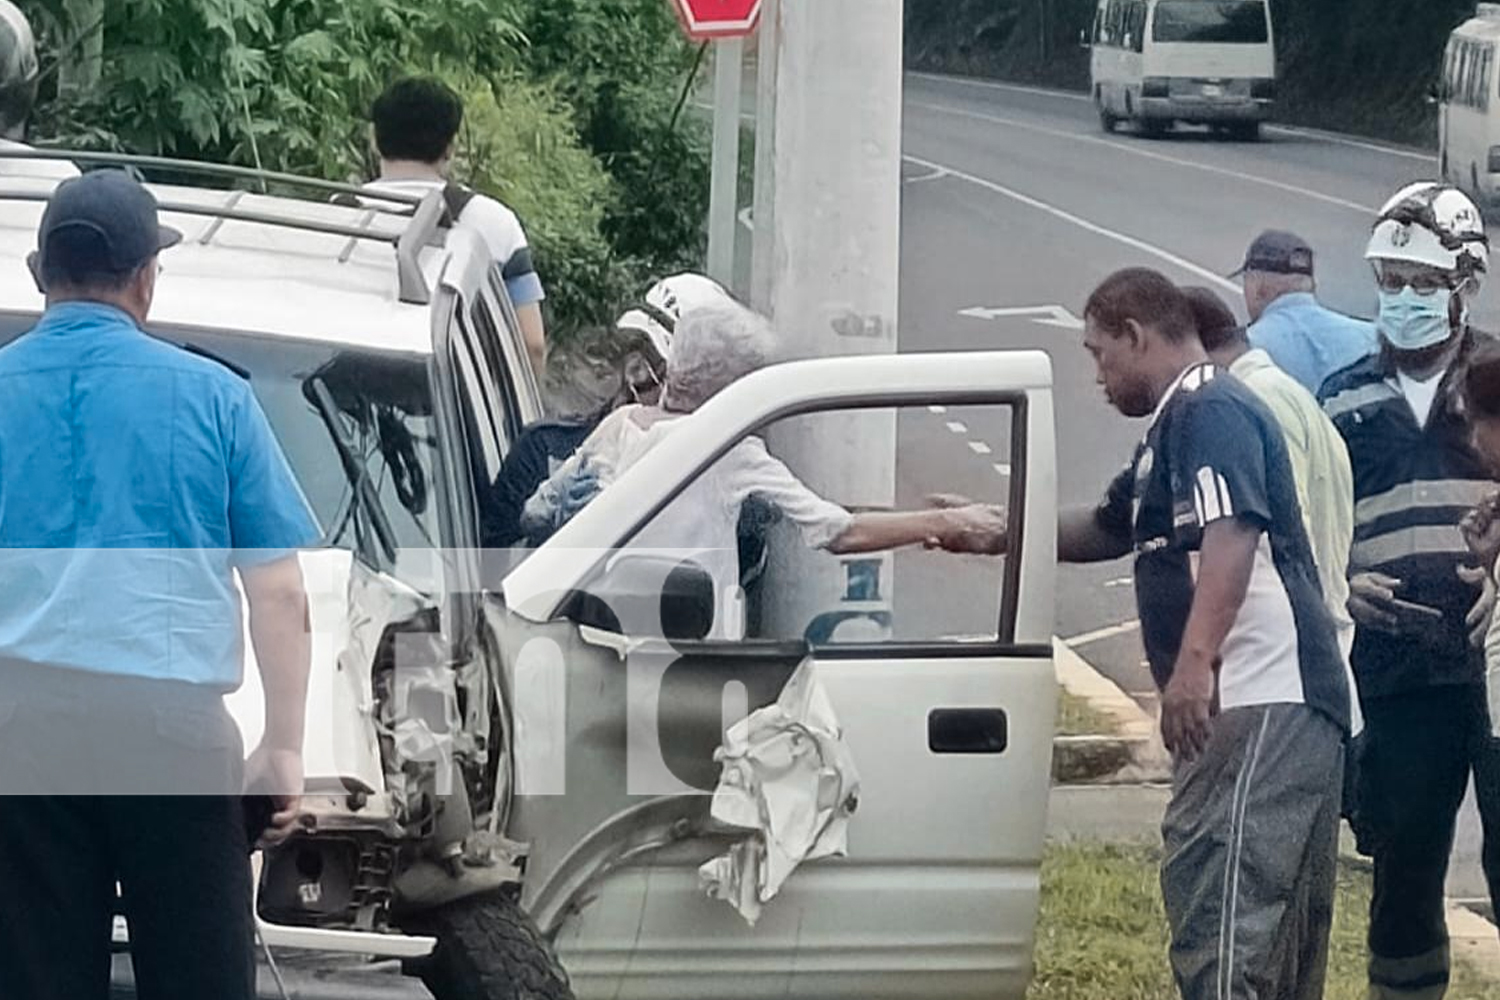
[1231,229,1377,394]
[0,170,317,999]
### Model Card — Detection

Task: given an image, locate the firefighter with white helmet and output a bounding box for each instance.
[480,273,733,549]
[1321,182,1500,1000]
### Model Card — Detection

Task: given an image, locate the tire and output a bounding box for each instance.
[1099,105,1119,133]
[1227,121,1261,142]
[405,893,575,1000]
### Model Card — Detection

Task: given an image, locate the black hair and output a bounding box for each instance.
[37,229,136,293]
[1084,267,1197,344]
[1181,285,1245,353]
[371,76,463,164]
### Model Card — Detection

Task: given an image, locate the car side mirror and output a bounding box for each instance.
[559,554,716,641]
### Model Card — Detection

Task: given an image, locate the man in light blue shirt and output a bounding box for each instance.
[1234,230,1378,395]
[0,170,318,1000]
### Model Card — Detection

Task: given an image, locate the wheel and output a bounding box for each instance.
[1227,121,1261,142]
[1099,105,1119,133]
[403,892,575,1000]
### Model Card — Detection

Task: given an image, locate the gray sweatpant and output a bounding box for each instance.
[1161,703,1345,1000]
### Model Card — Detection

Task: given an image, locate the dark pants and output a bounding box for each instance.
[0,796,255,1000]
[1161,703,1345,1000]
[0,660,255,1000]
[1358,684,1500,1000]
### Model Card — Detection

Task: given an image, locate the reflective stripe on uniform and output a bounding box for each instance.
[1354,479,1495,526]
[1368,943,1450,1000]
[1350,524,1468,572]
[1323,381,1400,421]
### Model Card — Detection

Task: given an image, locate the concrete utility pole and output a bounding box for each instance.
[705,37,744,286]
[749,0,903,641]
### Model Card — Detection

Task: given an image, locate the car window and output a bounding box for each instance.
[563,401,1022,647]
[451,304,506,486]
[1152,1,1268,44]
[470,291,523,447]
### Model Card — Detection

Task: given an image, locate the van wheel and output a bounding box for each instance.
[1099,105,1119,133]
[1227,121,1261,142]
[403,892,575,1000]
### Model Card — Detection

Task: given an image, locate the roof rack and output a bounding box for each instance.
[0,148,446,305]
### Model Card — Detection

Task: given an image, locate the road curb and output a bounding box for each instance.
[1053,637,1171,783]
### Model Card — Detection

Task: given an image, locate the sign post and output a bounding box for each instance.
[671,0,762,287]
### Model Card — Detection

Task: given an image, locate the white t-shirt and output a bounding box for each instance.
[360,178,544,307]
[522,405,853,638]
[1396,368,1445,426]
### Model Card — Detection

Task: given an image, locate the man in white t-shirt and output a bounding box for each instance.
[364,76,546,372]
[0,2,76,181]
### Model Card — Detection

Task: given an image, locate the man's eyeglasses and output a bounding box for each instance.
[1375,269,1453,295]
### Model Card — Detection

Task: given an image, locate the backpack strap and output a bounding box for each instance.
[441,181,478,227]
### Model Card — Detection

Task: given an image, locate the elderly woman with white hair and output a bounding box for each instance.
[522,300,999,639]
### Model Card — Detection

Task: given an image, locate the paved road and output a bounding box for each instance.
[897,72,1497,900]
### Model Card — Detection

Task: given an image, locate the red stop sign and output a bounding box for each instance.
[670,0,761,40]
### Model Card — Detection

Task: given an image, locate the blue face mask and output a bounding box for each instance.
[1377,286,1454,351]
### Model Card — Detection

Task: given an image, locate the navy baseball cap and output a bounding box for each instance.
[1229,230,1315,278]
[35,169,181,278]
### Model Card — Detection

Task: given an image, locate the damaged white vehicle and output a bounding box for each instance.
[0,152,1060,1000]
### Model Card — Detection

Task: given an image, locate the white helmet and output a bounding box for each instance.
[616,272,732,361]
[1365,182,1489,278]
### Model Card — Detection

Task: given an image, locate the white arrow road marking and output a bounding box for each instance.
[737,207,754,231]
[959,304,1085,330]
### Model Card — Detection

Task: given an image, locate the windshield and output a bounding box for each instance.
[1152,1,1268,43]
[0,313,444,588]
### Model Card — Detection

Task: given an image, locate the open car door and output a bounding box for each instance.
[496,349,1057,1000]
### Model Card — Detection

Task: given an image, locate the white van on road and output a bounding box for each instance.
[1088,0,1276,139]
[1440,6,1500,211]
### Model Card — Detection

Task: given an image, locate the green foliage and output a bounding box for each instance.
[517,0,712,276]
[448,72,630,334]
[16,0,712,340]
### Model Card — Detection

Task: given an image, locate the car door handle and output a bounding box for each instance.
[928,708,1008,754]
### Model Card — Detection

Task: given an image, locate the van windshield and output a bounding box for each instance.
[1152,1,1269,44]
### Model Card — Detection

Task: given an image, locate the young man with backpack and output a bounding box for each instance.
[364,76,548,372]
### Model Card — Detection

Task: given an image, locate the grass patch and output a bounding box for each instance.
[1030,843,1500,1000]
[1056,690,1121,737]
